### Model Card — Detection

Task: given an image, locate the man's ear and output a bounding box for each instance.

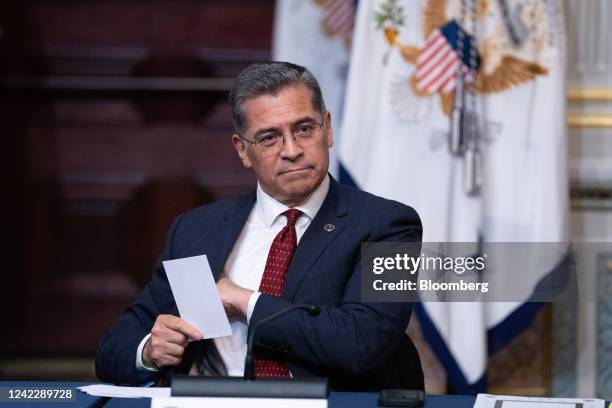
[231,134,252,168]
[324,111,333,148]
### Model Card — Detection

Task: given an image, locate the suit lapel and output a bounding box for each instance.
[206,193,255,281]
[283,178,349,300]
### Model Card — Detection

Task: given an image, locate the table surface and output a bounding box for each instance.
[10,381,607,408]
[0,381,477,408]
[103,391,476,408]
[0,381,476,408]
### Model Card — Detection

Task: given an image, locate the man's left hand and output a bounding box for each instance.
[217,275,254,323]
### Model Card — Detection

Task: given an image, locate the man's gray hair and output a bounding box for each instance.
[229,61,326,135]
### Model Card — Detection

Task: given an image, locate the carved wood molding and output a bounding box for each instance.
[568,88,612,102]
[0,76,235,93]
[567,114,612,128]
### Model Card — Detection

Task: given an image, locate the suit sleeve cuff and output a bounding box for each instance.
[246,292,261,325]
[136,333,159,372]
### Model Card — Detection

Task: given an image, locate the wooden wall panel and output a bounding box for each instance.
[1,0,270,356]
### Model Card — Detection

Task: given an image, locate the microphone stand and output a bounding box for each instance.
[244,304,320,381]
[171,304,328,399]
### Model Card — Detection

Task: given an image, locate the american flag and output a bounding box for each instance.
[415,20,480,94]
[323,0,357,41]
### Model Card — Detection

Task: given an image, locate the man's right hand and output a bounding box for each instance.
[142,314,203,368]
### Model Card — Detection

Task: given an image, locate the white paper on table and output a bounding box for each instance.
[151,396,327,408]
[474,394,605,408]
[163,255,232,339]
[77,384,171,399]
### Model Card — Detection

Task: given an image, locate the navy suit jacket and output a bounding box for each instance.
[96,177,424,391]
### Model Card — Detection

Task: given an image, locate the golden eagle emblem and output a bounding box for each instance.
[377,0,549,116]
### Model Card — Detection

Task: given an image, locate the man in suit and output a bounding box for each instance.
[96,61,424,391]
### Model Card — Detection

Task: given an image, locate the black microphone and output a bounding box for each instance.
[171,304,327,398]
[244,304,320,381]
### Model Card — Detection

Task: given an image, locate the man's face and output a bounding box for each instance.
[232,84,333,206]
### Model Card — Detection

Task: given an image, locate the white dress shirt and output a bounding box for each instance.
[136,175,330,376]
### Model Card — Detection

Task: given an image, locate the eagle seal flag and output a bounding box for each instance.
[339,0,567,393]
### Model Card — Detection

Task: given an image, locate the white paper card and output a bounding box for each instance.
[151,397,327,408]
[163,255,232,339]
[77,384,171,399]
[474,394,605,408]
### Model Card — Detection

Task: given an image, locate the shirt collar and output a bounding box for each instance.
[256,174,330,228]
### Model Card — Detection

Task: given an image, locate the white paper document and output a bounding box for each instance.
[151,396,327,408]
[77,384,170,399]
[163,255,232,339]
[474,394,605,408]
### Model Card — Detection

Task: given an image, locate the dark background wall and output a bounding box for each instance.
[0,0,273,360]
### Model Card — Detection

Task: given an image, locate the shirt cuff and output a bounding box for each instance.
[136,333,160,372]
[246,292,261,324]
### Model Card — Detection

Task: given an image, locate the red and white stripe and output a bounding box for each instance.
[415,30,469,94]
[323,0,356,40]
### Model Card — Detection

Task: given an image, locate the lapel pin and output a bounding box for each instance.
[323,223,335,232]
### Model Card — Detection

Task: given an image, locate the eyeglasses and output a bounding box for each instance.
[237,120,325,155]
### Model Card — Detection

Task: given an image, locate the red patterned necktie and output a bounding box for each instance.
[255,208,303,378]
